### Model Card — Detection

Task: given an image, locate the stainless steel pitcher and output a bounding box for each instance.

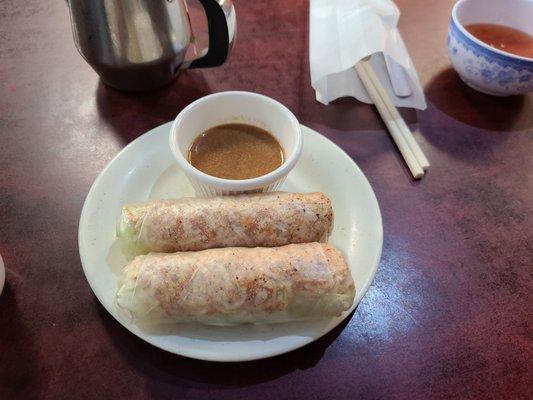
[67,0,236,91]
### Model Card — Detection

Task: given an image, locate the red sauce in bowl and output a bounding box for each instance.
[465,23,533,58]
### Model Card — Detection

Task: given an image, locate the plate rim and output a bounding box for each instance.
[78,122,383,362]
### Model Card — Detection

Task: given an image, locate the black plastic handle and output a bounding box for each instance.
[188,0,231,69]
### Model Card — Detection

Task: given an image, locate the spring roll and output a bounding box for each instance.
[117,192,333,254]
[116,243,355,325]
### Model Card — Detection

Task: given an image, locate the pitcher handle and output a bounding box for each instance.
[182,0,236,69]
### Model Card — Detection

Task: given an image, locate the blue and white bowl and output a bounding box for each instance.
[448,0,533,96]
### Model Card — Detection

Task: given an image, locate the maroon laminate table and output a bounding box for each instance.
[1,1,532,399]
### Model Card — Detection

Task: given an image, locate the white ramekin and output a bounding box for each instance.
[169,91,302,196]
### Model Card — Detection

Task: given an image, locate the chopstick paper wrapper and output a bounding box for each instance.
[309,0,426,109]
[310,0,430,179]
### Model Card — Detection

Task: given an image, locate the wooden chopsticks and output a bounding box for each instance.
[355,59,430,179]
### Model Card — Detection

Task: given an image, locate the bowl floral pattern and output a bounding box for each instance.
[448,19,533,96]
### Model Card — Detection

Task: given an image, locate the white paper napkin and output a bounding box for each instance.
[310,0,427,109]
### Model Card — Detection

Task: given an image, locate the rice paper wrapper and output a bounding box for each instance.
[116,243,355,326]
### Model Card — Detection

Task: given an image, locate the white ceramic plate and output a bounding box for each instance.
[79,122,382,362]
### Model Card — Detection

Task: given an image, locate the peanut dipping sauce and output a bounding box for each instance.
[188,123,284,180]
[464,24,533,58]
